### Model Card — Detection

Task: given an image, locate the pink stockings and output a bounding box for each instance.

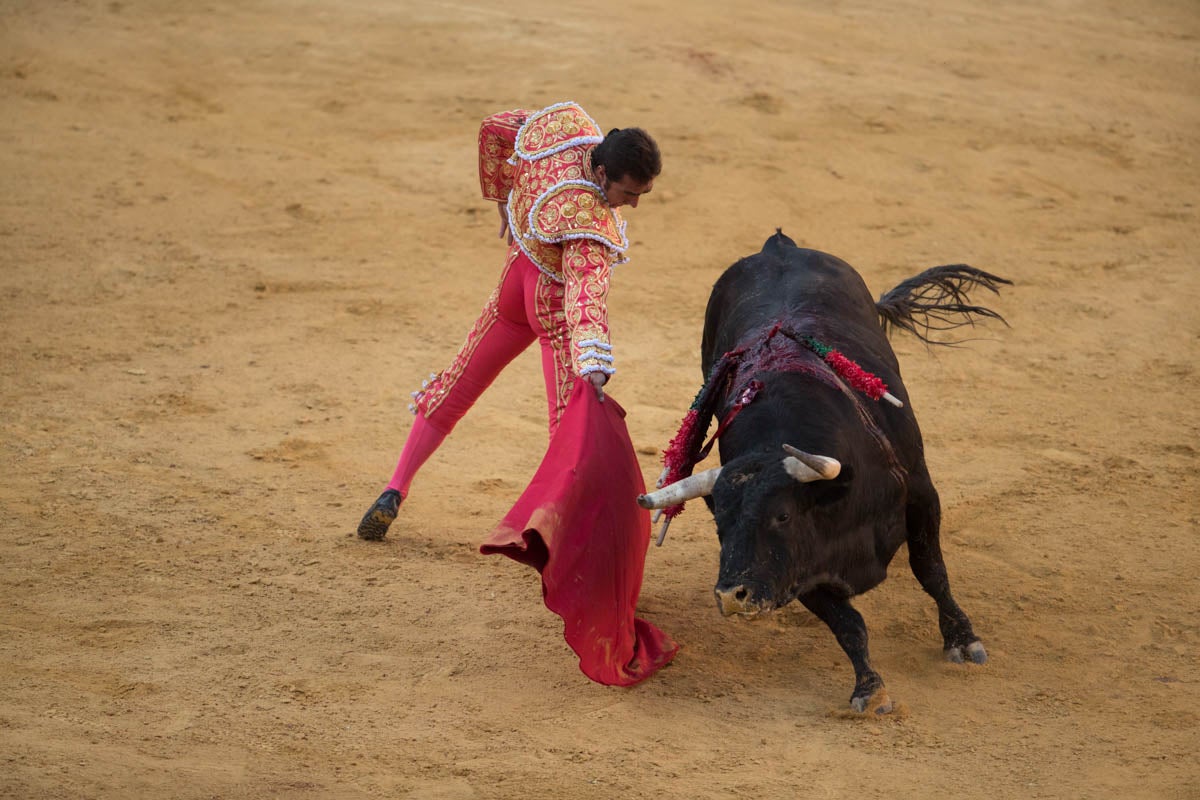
[385,413,446,496]
[386,248,575,497]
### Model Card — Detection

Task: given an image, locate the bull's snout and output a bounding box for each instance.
[714,583,768,617]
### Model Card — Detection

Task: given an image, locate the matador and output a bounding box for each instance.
[357,101,661,540]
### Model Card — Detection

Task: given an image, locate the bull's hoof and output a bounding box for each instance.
[851,687,895,715]
[849,673,892,714]
[356,489,402,541]
[945,639,988,665]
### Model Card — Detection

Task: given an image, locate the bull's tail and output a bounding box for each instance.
[876,265,1011,345]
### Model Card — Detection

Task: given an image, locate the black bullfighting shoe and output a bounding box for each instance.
[356,489,402,541]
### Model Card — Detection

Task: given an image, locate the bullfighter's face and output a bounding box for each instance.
[594,164,653,209]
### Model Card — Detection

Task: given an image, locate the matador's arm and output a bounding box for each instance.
[562,238,616,380]
[478,109,530,202]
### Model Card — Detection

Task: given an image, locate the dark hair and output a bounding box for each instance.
[591,127,661,184]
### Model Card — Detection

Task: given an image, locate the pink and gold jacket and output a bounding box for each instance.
[479,101,630,378]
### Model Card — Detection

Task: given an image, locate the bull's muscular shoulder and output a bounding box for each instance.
[514,102,603,161]
[528,182,628,252]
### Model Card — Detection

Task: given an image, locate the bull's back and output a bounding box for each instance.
[702,232,886,373]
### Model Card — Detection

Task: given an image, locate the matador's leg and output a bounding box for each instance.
[359,248,535,541]
[412,246,537,434]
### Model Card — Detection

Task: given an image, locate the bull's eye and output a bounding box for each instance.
[774,512,790,523]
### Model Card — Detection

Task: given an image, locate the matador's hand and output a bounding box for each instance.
[497,203,513,245]
[588,371,607,403]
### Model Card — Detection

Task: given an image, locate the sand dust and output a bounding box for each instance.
[2,1,1197,797]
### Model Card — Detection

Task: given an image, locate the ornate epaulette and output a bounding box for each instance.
[527,181,629,253]
[513,101,603,162]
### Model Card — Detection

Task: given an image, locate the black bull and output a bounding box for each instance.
[640,230,1010,713]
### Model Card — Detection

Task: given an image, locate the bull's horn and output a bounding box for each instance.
[781,444,841,480]
[636,466,723,509]
[783,457,824,483]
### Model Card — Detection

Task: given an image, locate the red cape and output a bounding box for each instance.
[480,382,679,686]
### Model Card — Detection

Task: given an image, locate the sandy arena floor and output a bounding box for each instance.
[2,1,1198,797]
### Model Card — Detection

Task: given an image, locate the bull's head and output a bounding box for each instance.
[638,445,842,617]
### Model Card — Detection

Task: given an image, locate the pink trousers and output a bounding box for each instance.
[388,246,577,496]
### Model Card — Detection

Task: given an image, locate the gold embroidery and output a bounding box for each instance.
[478,110,528,202]
[515,103,601,160]
[494,103,628,282]
[535,270,574,432]
[561,239,614,375]
[529,185,626,251]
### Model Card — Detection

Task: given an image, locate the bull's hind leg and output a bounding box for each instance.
[905,483,987,664]
[799,588,893,713]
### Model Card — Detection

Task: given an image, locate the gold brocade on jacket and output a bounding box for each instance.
[477,101,630,378]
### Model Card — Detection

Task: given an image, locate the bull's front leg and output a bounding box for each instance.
[905,485,987,664]
[798,588,894,714]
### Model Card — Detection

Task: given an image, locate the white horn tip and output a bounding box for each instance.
[819,458,842,479]
[636,494,654,509]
